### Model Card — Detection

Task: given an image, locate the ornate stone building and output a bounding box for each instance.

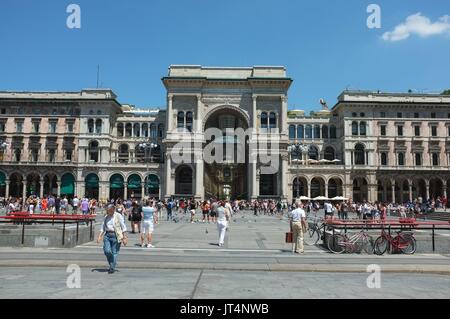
[0,66,449,204]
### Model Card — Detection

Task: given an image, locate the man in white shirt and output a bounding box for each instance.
[289,202,307,254]
[97,204,128,274]
[324,201,334,219]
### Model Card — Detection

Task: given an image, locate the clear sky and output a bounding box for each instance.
[0,0,449,111]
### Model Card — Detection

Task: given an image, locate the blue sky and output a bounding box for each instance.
[0,0,449,111]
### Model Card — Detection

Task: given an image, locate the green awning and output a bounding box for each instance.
[85,174,99,188]
[110,174,124,189]
[0,172,5,187]
[61,174,75,195]
[127,175,141,189]
[146,175,159,191]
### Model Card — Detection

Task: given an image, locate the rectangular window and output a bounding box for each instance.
[448,126,450,137]
[431,126,437,137]
[33,122,40,133]
[31,149,39,162]
[397,112,402,118]
[414,126,420,137]
[381,153,388,166]
[432,153,439,166]
[414,113,419,118]
[48,149,56,163]
[398,153,405,166]
[415,153,422,166]
[431,112,436,118]
[397,125,403,136]
[49,122,57,134]
[0,122,5,133]
[67,123,74,133]
[380,112,386,118]
[0,108,5,114]
[16,122,23,133]
[65,150,72,161]
[380,125,386,136]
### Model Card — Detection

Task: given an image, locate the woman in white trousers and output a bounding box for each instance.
[216,201,230,247]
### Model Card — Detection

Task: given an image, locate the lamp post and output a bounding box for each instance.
[138,139,159,198]
[288,143,309,199]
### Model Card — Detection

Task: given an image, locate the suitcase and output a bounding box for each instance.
[285,232,293,243]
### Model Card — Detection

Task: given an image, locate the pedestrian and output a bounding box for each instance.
[97,203,128,274]
[141,200,156,248]
[289,202,307,254]
[55,196,61,214]
[72,196,79,215]
[210,200,218,223]
[189,198,197,223]
[81,197,89,215]
[216,201,230,247]
[130,201,142,233]
[324,200,333,219]
[166,199,173,221]
[201,200,210,223]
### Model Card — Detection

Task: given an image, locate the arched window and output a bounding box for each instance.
[118,144,129,163]
[324,146,335,161]
[297,125,304,139]
[186,112,193,132]
[352,121,358,136]
[87,119,94,134]
[289,125,296,140]
[95,119,102,134]
[269,112,276,129]
[117,123,124,137]
[314,125,321,139]
[308,145,319,160]
[158,124,164,138]
[261,112,268,130]
[125,123,132,137]
[133,123,140,137]
[322,125,329,139]
[88,141,99,162]
[398,153,405,166]
[150,123,157,138]
[177,111,185,130]
[354,144,365,165]
[305,125,312,139]
[330,125,337,139]
[360,121,367,136]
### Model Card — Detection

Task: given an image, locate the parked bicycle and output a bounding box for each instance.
[327,229,374,254]
[304,214,326,246]
[373,229,416,255]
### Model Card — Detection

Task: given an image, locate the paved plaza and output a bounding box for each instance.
[0,211,450,298]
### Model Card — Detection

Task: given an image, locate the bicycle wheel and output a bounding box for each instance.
[400,236,417,254]
[362,236,375,254]
[304,228,320,246]
[327,234,346,254]
[374,236,388,255]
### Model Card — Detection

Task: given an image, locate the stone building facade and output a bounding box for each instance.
[0,65,449,204]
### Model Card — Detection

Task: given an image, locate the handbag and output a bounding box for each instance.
[285,232,293,243]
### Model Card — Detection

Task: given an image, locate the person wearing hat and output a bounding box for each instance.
[97,203,128,274]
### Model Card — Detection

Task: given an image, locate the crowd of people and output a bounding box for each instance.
[1,195,99,215]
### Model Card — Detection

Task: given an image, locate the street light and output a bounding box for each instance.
[288,143,309,199]
[138,139,159,198]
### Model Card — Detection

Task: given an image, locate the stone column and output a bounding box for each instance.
[252,95,258,130]
[195,155,204,200]
[280,96,287,135]
[325,181,329,198]
[124,183,128,200]
[307,180,311,199]
[443,180,447,199]
[196,94,203,133]
[167,94,173,132]
[251,163,257,200]
[5,180,10,199]
[391,181,395,204]
[141,182,146,199]
[39,180,44,198]
[426,181,430,200]
[165,153,171,199]
[131,123,134,137]
[281,155,289,200]
[22,182,27,205]
[57,182,61,197]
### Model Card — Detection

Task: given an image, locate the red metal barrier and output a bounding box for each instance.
[0,213,96,221]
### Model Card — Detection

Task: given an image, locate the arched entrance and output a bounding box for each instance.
[127,174,142,199]
[44,174,57,197]
[353,177,368,202]
[328,178,343,198]
[413,178,427,201]
[146,174,160,198]
[203,106,249,200]
[292,177,308,198]
[61,173,75,199]
[175,166,193,196]
[9,173,23,198]
[26,173,40,197]
[0,171,6,197]
[85,173,99,199]
[429,178,443,200]
[311,177,325,198]
[110,174,125,200]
